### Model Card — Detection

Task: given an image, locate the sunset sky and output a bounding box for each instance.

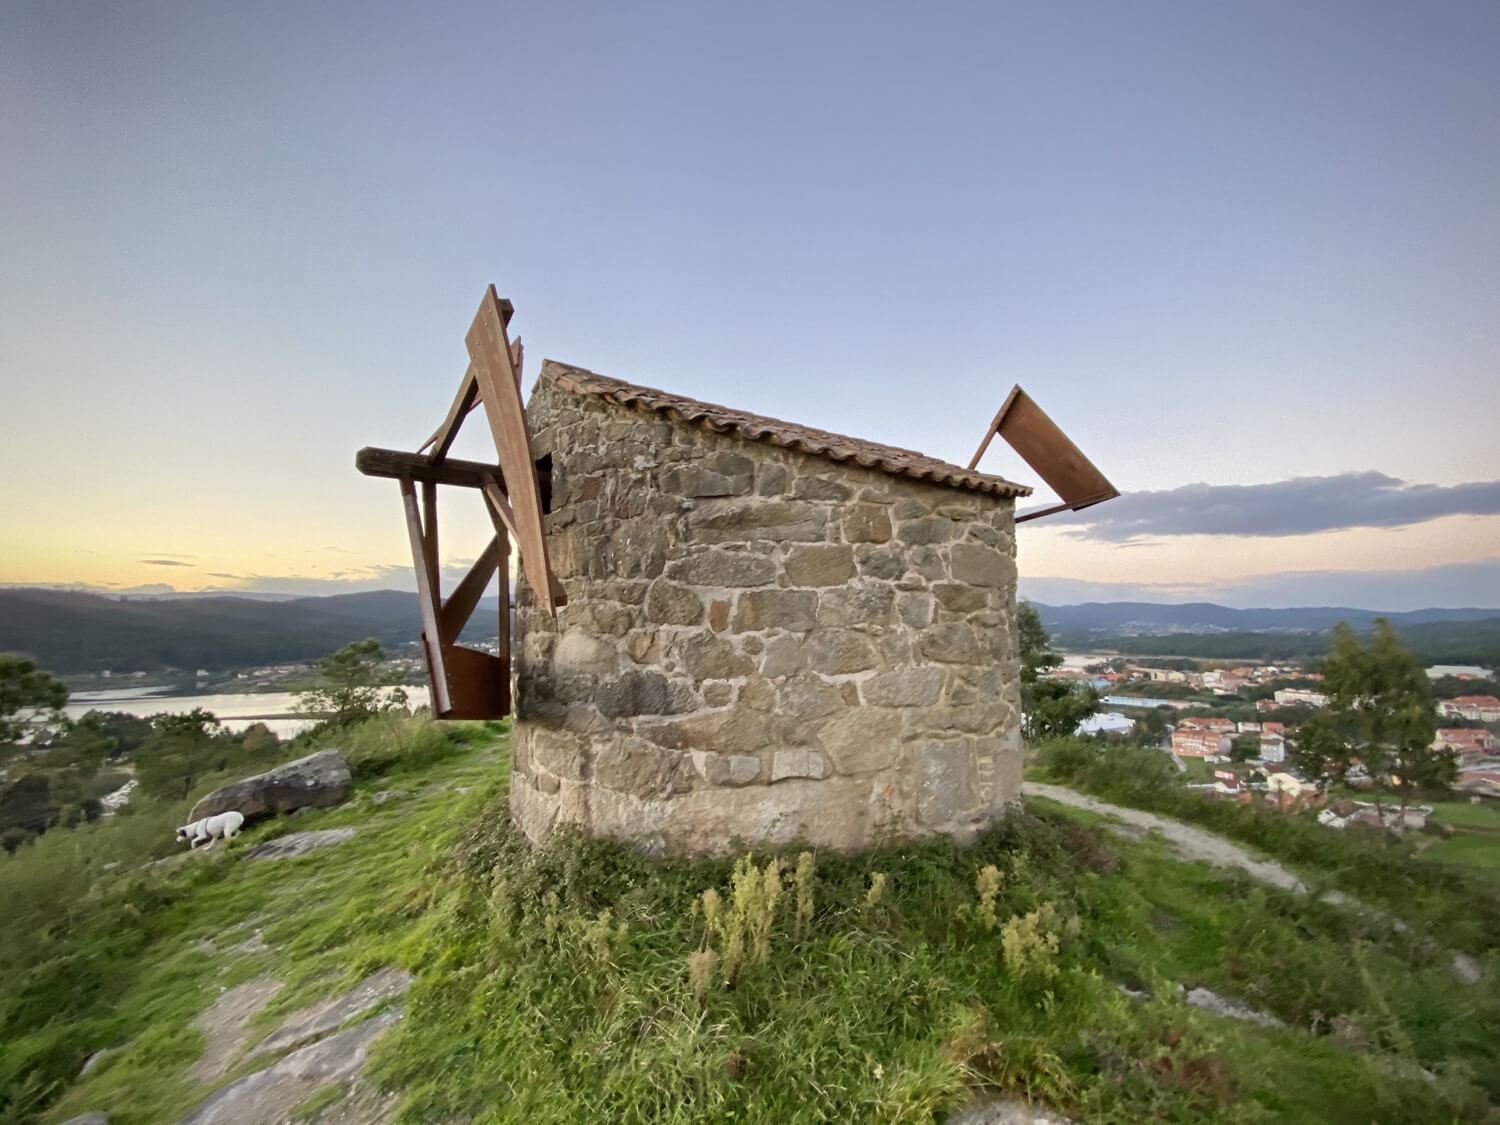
[2,1,1497,610]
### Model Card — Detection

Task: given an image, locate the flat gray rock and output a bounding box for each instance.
[189,750,352,824]
[249,967,413,1060]
[948,1097,1077,1124]
[1184,986,1285,1029]
[190,975,283,1084]
[243,828,356,860]
[61,1115,111,1125]
[179,1008,401,1125]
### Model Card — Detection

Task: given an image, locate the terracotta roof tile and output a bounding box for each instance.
[540,360,1031,499]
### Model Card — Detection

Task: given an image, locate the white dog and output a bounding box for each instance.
[176,810,245,850]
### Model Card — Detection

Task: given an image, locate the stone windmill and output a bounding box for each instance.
[358,288,1116,855]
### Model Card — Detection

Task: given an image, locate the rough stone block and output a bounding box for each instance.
[804,629,880,675]
[861,667,945,707]
[895,515,958,546]
[595,671,695,718]
[855,546,906,580]
[691,751,761,787]
[819,709,901,774]
[733,589,818,633]
[917,740,978,825]
[932,583,988,613]
[759,634,804,677]
[920,622,983,664]
[687,501,826,543]
[553,632,617,676]
[595,740,689,799]
[896,592,934,628]
[771,749,831,782]
[674,632,754,681]
[842,503,892,544]
[646,582,704,625]
[665,550,777,587]
[784,544,857,587]
[817,584,896,627]
[949,544,1013,588]
[791,476,852,501]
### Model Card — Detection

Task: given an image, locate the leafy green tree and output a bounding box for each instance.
[1018,602,1098,741]
[1229,732,1261,763]
[1293,620,1450,828]
[0,657,68,757]
[295,639,408,727]
[135,709,226,802]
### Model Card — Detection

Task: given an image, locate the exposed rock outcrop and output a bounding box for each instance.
[242,827,356,860]
[188,750,351,824]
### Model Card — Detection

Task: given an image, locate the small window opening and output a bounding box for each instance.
[535,454,554,514]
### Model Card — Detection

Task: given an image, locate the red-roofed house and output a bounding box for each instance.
[1179,716,1236,734]
[1172,728,1232,759]
[1438,696,1500,722]
[1434,728,1499,762]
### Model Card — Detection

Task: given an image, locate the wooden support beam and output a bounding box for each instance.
[421,481,439,601]
[418,338,524,462]
[440,535,501,642]
[356,447,509,490]
[420,365,479,462]
[467,287,561,615]
[481,475,520,542]
[399,479,452,715]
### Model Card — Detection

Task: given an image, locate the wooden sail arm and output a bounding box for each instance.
[418,338,524,462]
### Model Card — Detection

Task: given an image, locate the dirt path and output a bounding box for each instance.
[1023,781,1484,984]
[1025,782,1346,900]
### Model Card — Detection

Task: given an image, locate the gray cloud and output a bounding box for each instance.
[1049,472,1500,541]
[140,558,195,567]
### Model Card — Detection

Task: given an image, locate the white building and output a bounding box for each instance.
[1274,687,1328,709]
[1077,712,1135,737]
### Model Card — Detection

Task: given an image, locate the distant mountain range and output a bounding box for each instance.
[1030,601,1500,636]
[1030,601,1500,665]
[0,588,497,674]
[2,587,1496,674]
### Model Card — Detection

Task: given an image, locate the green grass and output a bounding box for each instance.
[7,721,1500,1123]
[1422,835,1500,871]
[1031,737,1500,953]
[1429,800,1500,833]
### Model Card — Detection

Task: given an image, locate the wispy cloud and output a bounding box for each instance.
[140,558,195,567]
[1050,473,1500,541]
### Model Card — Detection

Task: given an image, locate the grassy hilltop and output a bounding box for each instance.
[4,719,1499,1124]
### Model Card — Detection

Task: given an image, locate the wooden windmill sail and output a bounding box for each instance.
[355,286,563,719]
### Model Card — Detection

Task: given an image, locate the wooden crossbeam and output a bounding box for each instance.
[356,447,509,490]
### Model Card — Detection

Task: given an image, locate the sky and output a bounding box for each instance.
[1,0,1497,611]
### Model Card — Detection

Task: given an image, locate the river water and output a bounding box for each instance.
[63,686,432,738]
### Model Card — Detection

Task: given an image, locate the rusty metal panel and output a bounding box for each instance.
[441,644,509,719]
[976,385,1118,516]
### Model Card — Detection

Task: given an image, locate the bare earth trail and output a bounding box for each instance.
[1023,782,1484,984]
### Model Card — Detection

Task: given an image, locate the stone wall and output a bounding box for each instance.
[510,366,1023,855]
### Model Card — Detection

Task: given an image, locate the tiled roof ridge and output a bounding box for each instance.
[539,360,1031,500]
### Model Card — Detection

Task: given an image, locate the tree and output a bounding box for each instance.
[0,656,68,754]
[1293,620,1451,829]
[1018,602,1098,741]
[294,639,408,727]
[136,709,226,802]
[1229,732,1261,763]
